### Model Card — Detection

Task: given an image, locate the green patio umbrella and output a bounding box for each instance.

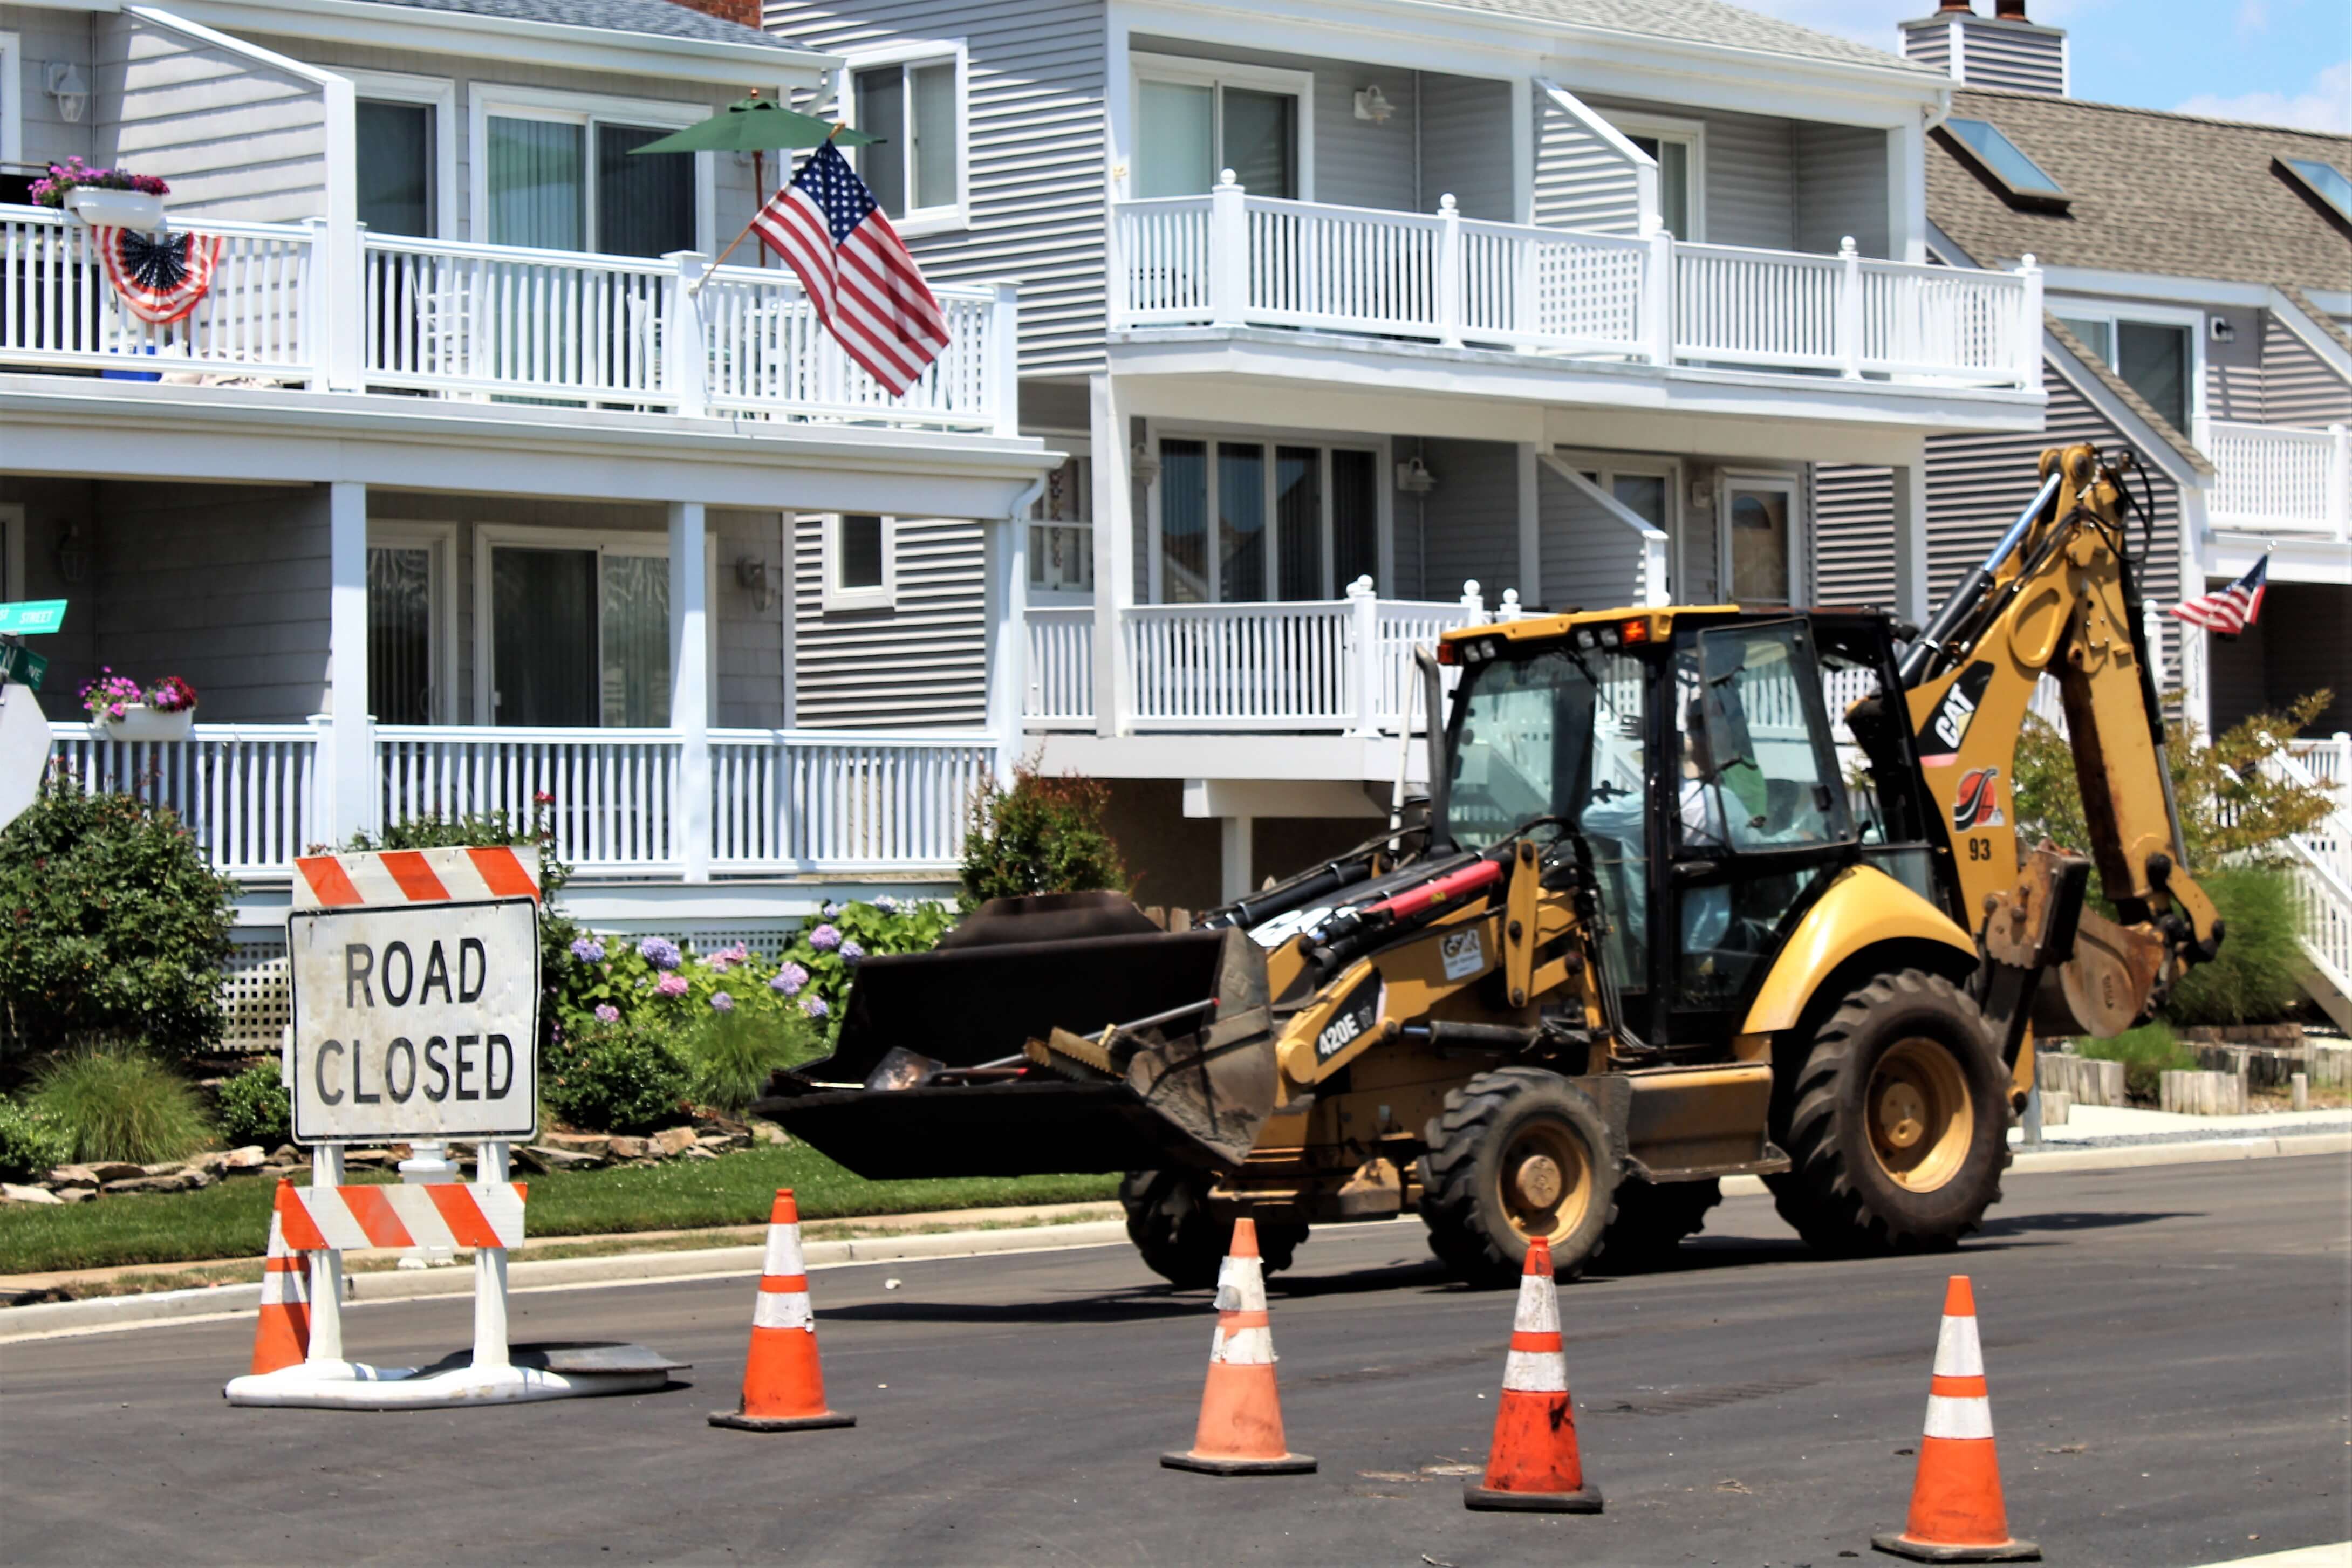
[629,93,881,268]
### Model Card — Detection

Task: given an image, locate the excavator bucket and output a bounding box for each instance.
[761,894,1281,1179]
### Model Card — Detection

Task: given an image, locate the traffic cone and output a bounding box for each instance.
[1464,1236,1602,1512]
[708,1189,855,1432]
[1872,1276,2040,1562]
[248,1180,310,1376]
[1161,1218,1316,1475]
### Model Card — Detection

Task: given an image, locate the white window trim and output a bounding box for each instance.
[2047,295,2208,430]
[1146,428,1391,605]
[837,40,971,238]
[1028,436,1095,606]
[368,522,457,724]
[471,523,716,728]
[820,513,898,612]
[348,70,459,241]
[0,34,23,172]
[0,502,24,604]
[469,85,716,254]
[1131,52,1317,203]
[1606,112,1706,241]
[1718,470,1805,608]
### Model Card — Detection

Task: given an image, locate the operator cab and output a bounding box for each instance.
[1438,608,1940,1055]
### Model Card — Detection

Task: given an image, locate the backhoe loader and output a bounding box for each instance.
[762,444,2222,1285]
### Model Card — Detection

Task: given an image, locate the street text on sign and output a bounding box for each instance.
[288,898,539,1144]
[0,600,68,636]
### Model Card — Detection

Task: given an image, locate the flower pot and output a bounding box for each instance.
[95,703,196,742]
[65,187,166,232]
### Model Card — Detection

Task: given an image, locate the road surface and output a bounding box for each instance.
[3,1155,2346,1566]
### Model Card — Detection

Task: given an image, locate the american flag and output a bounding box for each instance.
[2170,554,2268,636]
[753,142,949,396]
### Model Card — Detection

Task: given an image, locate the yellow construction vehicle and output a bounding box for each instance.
[764,444,2221,1285]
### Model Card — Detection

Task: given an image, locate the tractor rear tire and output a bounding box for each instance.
[1119,1170,1304,1289]
[1601,1177,1721,1270]
[1768,969,2011,1257]
[1417,1067,1619,1289]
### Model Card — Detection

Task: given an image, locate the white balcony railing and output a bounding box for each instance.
[1,206,1015,432]
[47,722,319,875]
[1025,607,1096,730]
[1111,176,2042,391]
[2208,421,2351,538]
[710,730,994,872]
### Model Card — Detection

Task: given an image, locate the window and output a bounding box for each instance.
[0,33,23,179]
[481,535,673,728]
[2056,310,2197,434]
[1153,438,1380,603]
[823,515,896,611]
[846,46,967,231]
[476,92,707,255]
[1721,475,1801,607]
[367,526,453,724]
[1941,118,2068,209]
[2278,156,2352,226]
[1621,127,1701,241]
[1030,455,1095,599]
[350,74,454,238]
[1133,57,1310,200]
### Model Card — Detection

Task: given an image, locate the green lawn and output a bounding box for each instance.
[0,1146,1117,1276]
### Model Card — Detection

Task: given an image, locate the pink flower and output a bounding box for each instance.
[593,1004,620,1023]
[654,973,690,998]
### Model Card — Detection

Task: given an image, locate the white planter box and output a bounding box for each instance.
[94,704,196,742]
[64,187,167,232]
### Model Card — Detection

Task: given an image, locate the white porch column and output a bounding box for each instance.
[669,501,712,883]
[1089,373,1136,737]
[983,502,1034,787]
[324,480,372,844]
[1891,457,1930,628]
[1220,816,1254,905]
[1516,443,1541,606]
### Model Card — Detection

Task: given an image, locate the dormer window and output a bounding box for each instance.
[1941,117,2069,210]
[2278,156,2352,227]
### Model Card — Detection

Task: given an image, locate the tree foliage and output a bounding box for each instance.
[959,770,1128,908]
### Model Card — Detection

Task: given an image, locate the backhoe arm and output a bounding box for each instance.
[1902,444,2221,1041]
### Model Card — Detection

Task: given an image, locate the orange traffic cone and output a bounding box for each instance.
[1464,1235,1602,1512]
[708,1189,855,1433]
[1161,1218,1316,1475]
[248,1180,310,1376]
[1872,1276,2040,1562]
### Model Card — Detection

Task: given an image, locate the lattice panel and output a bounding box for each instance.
[220,935,291,1054]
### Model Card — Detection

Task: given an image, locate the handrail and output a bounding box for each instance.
[0,201,304,242]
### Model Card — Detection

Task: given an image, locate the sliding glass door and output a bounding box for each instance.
[489,545,669,727]
[1156,440,1382,602]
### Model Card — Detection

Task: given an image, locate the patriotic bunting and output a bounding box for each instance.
[95,226,224,326]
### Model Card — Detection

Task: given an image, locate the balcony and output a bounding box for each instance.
[2209,421,2351,542]
[1111,179,2042,393]
[0,206,1015,433]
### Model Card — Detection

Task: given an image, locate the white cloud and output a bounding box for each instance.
[2175,58,2352,132]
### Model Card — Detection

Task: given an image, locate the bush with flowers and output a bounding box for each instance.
[80,670,202,722]
[30,159,169,208]
[770,896,954,1029]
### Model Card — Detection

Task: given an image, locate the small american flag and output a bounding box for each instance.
[753,142,949,396]
[2171,554,2268,636]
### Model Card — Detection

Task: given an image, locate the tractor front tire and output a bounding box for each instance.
[1769,969,2011,1257]
[1602,1177,1722,1271]
[1119,1170,1304,1289]
[1418,1067,1619,1289]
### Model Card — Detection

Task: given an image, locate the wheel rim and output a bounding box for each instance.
[1494,1120,1592,1244]
[1868,1037,1974,1192]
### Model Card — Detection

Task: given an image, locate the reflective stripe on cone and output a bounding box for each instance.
[1871,1276,2040,1563]
[708,1189,854,1433]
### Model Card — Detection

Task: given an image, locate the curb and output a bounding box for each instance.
[7,1132,2345,1344]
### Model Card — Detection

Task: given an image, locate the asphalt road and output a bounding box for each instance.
[4,1156,2347,1568]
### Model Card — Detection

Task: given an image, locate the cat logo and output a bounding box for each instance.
[1440,927,1486,981]
[1917,662,1995,769]
[1952,766,2007,830]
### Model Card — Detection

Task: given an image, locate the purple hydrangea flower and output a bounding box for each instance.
[808,924,842,953]
[771,962,809,997]
[838,939,866,966]
[872,895,900,914]
[710,991,736,1012]
[593,1004,620,1023]
[569,936,607,964]
[638,936,682,971]
[821,901,841,918]
[654,973,690,998]
[801,995,830,1020]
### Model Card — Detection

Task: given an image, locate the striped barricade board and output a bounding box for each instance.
[282,1182,528,1253]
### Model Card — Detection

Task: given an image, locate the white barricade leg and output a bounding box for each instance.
[305,1144,346,1366]
[473,1142,511,1372]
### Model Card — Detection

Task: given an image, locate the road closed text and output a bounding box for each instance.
[289,900,539,1144]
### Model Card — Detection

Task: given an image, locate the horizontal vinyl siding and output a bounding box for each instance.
[98,13,326,223]
[1793,122,1889,258]
[715,509,790,729]
[3,6,97,170]
[1812,463,1897,607]
[2206,304,2266,422]
[1537,467,1643,613]
[1410,438,1521,604]
[1533,92,1640,236]
[1418,74,1514,223]
[2260,313,2352,426]
[1576,94,1795,251]
[792,513,987,727]
[1898,22,1952,76]
[1953,18,2065,96]
[769,0,1107,378]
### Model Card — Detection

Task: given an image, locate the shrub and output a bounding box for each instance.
[2163,866,2306,1026]
[30,1043,215,1164]
[542,1017,690,1136]
[0,783,235,1060]
[0,1098,73,1181]
[2075,1021,2200,1105]
[680,999,818,1113]
[960,769,1127,908]
[771,898,955,1032]
[215,1059,291,1149]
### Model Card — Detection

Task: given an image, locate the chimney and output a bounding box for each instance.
[1899,0,2069,97]
[664,0,763,28]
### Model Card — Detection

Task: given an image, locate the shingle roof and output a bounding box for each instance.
[1931,86,2352,289]
[1424,0,1938,73]
[351,0,788,49]
[2045,316,2213,478]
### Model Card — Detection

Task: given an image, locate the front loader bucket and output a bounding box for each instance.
[764,896,1280,1180]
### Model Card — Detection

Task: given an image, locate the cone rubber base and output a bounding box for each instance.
[1872,1532,2040,1562]
[1159,1450,1317,1475]
[708,1410,856,1432]
[1464,1482,1603,1514]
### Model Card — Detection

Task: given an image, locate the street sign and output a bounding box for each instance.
[286,896,540,1144]
[0,600,67,636]
[0,641,50,690]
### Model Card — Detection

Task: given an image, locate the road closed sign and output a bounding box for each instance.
[288,896,540,1144]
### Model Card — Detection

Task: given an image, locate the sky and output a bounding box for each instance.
[1729,0,2351,132]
